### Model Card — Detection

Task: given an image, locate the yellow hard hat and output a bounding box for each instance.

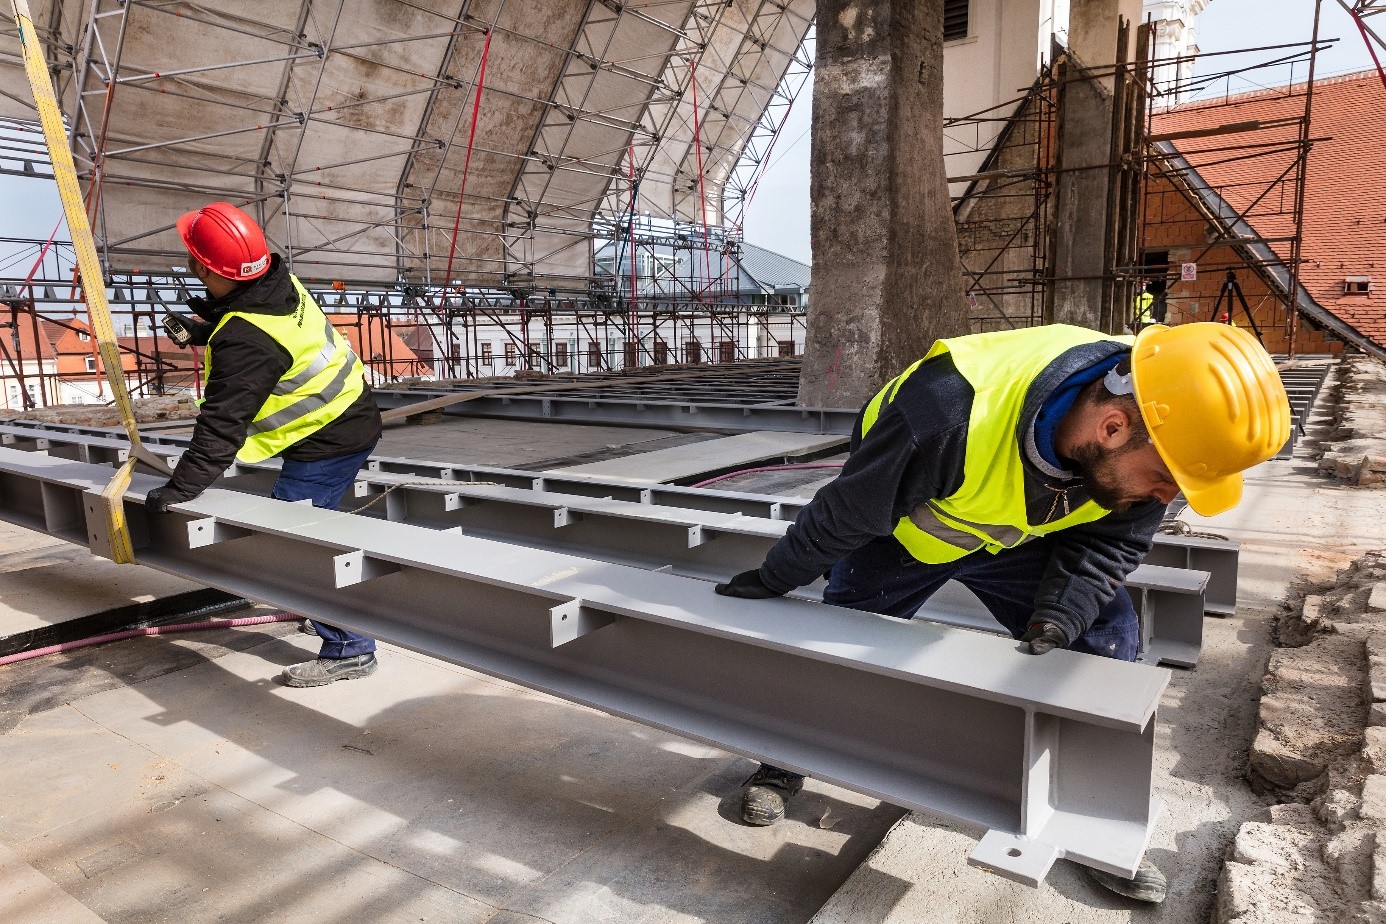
[1129,323,1291,516]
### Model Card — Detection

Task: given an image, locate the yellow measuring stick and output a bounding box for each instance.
[10,0,168,563]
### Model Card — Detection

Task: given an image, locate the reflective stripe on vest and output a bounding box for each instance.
[862,324,1132,564]
[202,275,365,463]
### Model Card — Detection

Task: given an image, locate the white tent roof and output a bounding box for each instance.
[0,0,811,287]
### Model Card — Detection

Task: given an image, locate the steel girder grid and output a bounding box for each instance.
[0,420,1235,667]
[0,0,813,289]
[0,444,1169,885]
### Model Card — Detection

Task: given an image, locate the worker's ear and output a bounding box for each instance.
[1096,405,1138,448]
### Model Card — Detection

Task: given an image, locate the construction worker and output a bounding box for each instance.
[715,322,1289,904]
[1131,283,1156,332]
[145,202,384,688]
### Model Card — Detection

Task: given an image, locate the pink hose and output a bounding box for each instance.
[0,612,301,667]
[690,461,844,489]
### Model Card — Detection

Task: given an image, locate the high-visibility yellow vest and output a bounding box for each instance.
[1134,291,1155,324]
[861,325,1131,564]
[202,276,365,463]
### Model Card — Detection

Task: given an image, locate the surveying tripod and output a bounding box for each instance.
[1209,269,1264,342]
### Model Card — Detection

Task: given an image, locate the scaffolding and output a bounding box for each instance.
[948,21,1334,356]
[0,0,814,409]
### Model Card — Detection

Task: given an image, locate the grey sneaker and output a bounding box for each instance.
[740,764,805,826]
[299,618,317,635]
[280,653,378,688]
[1083,858,1167,903]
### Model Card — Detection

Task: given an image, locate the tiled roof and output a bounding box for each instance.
[1154,71,1386,350]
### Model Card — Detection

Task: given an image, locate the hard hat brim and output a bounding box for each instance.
[1178,472,1243,518]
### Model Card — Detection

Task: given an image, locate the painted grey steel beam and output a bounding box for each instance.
[0,421,1246,591]
[0,447,1168,886]
[0,422,1237,640]
[369,388,859,435]
[0,424,1207,667]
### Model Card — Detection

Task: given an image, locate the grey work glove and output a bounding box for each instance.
[714,569,786,600]
[1021,621,1070,655]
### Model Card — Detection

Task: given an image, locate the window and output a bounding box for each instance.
[85,356,97,372]
[480,342,493,365]
[553,341,568,369]
[624,341,638,369]
[683,341,702,365]
[587,341,602,368]
[719,340,736,364]
[1344,276,1373,295]
[527,344,542,367]
[653,340,668,365]
[778,340,796,358]
[504,342,516,365]
[77,331,90,342]
[943,0,968,41]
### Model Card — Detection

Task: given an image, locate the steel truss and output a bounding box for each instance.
[0,443,1169,886]
[0,0,814,289]
[0,252,811,403]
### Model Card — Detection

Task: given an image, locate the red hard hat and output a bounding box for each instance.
[176,202,270,281]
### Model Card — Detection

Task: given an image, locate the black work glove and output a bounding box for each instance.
[145,484,196,514]
[715,568,786,600]
[1021,622,1070,655]
[162,311,213,348]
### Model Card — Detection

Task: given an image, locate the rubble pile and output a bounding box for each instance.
[1319,356,1386,486]
[1219,552,1386,922]
[0,395,197,427]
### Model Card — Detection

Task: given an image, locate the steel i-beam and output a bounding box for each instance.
[0,447,1168,886]
[0,421,1243,606]
[0,425,1209,667]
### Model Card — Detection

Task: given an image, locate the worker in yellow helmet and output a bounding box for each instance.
[714,322,1289,904]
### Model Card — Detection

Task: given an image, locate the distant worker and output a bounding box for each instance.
[714,322,1290,903]
[147,202,384,688]
[1130,281,1159,333]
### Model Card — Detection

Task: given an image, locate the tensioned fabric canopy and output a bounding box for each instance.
[0,0,812,286]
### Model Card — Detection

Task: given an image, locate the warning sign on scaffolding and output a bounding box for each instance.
[1181,262,1198,282]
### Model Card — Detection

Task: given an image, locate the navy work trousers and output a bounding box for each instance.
[271,444,378,659]
[823,534,1140,661]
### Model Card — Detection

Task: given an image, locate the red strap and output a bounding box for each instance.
[443,29,494,286]
[689,56,712,298]
[1351,9,1386,95]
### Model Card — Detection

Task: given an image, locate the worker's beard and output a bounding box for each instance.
[1068,440,1144,512]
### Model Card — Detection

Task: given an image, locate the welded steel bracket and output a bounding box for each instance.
[0,447,1168,886]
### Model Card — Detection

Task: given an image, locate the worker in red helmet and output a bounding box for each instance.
[147,202,384,688]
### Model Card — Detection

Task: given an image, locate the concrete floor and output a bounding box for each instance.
[2,398,1377,922]
[0,417,904,924]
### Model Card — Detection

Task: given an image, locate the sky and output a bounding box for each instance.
[1,0,1380,272]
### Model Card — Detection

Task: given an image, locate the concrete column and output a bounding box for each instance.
[798,0,968,409]
[1049,0,1142,331]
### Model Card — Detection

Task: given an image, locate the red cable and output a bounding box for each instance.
[689,56,713,299]
[0,612,301,667]
[443,29,494,288]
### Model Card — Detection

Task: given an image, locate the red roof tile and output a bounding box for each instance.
[1154,71,1386,349]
